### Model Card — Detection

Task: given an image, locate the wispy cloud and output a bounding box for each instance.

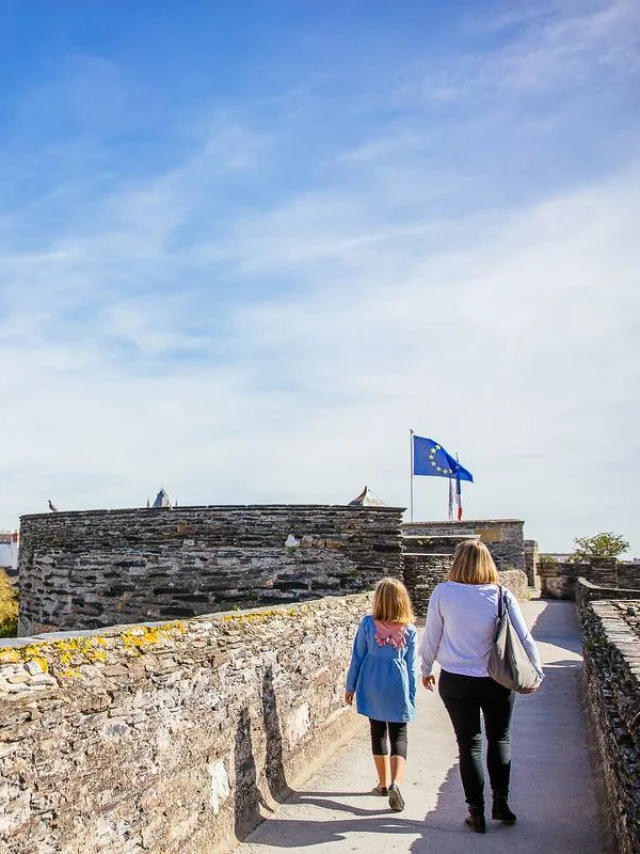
[0,0,638,554]
[395,0,640,104]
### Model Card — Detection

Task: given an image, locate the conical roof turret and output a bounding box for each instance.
[348,486,386,507]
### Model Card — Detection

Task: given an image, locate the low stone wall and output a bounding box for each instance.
[402,519,525,573]
[618,561,640,589]
[576,584,640,854]
[540,559,640,599]
[18,505,403,634]
[575,577,640,606]
[0,595,368,854]
[523,539,540,588]
[402,553,452,618]
[498,569,528,600]
[402,553,527,618]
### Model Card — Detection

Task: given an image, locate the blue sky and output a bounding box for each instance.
[0,0,639,554]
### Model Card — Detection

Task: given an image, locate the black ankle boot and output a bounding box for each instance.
[465,804,486,833]
[492,792,517,824]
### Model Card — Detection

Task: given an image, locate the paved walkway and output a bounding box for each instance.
[237,600,606,854]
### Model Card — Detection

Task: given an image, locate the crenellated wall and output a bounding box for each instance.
[0,594,368,854]
[18,505,403,635]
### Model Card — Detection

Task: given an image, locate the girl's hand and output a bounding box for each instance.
[422,675,436,691]
[344,691,354,706]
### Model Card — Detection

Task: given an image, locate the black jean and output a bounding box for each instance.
[439,670,515,807]
[368,719,408,759]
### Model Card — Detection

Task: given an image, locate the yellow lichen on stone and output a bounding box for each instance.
[121,623,182,652]
[221,608,299,626]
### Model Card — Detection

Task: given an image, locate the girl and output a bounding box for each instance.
[421,540,543,833]
[345,577,417,812]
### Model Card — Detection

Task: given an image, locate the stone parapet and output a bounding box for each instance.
[497,569,528,600]
[18,505,403,634]
[402,553,452,618]
[541,560,640,599]
[576,591,640,854]
[0,594,369,854]
[402,553,527,619]
[524,539,540,588]
[402,519,525,573]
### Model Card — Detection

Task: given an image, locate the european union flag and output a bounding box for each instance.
[412,436,473,482]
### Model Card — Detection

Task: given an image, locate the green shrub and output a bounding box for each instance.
[570,532,630,562]
[0,569,18,638]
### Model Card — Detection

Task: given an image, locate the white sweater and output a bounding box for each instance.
[420,582,544,680]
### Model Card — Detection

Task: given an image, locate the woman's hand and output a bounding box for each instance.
[520,681,542,694]
[344,691,354,706]
[422,675,436,691]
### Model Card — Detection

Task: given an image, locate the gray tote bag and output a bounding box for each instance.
[487,587,540,693]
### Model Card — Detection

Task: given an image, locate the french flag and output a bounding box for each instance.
[455,475,463,521]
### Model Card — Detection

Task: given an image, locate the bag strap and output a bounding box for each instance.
[497,585,504,618]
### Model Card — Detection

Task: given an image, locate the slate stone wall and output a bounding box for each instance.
[576,583,640,854]
[540,559,640,599]
[402,552,527,618]
[498,569,529,600]
[618,562,640,589]
[524,539,540,588]
[18,506,403,634]
[402,519,525,572]
[0,594,368,854]
[402,553,452,618]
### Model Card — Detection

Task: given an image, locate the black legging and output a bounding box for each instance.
[439,670,515,806]
[369,719,408,759]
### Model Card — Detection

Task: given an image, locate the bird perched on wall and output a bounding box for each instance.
[48,499,60,512]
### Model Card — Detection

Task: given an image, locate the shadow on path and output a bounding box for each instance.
[409,663,603,854]
[527,599,582,657]
[236,601,604,853]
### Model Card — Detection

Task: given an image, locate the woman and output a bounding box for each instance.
[420,540,543,833]
[345,577,417,812]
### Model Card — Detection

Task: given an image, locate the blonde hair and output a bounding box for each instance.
[449,540,499,585]
[372,577,414,624]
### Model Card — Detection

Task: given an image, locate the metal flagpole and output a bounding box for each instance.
[409,429,414,522]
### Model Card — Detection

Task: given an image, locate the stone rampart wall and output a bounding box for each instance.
[575,577,640,606]
[402,552,527,618]
[18,505,403,634]
[402,553,452,617]
[576,581,640,854]
[523,539,540,588]
[498,569,529,600]
[540,559,640,599]
[0,595,368,854]
[402,519,525,572]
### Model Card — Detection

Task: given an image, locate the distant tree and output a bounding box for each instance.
[570,532,630,562]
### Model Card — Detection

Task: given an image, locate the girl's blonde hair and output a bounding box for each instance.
[449,539,499,585]
[372,577,414,624]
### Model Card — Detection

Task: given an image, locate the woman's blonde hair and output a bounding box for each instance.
[372,577,414,624]
[449,539,499,585]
